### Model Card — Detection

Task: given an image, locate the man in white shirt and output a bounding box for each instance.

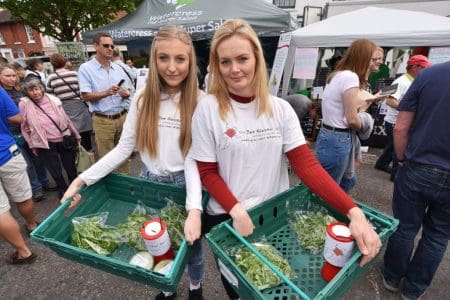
[374,55,431,180]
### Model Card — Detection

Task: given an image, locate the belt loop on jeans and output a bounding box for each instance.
[93,109,127,119]
[322,123,350,132]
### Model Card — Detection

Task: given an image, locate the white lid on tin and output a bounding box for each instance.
[145,221,162,236]
[332,224,352,238]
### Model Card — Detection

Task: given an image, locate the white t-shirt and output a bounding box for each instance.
[80,89,205,211]
[321,70,359,128]
[189,95,306,215]
[384,74,413,125]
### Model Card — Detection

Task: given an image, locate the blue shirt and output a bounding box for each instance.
[399,61,450,170]
[78,58,129,114]
[0,87,20,166]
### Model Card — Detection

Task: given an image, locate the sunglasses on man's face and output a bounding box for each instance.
[101,43,115,50]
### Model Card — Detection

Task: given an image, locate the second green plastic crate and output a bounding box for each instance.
[206,184,398,299]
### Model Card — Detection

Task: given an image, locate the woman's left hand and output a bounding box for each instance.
[347,207,382,266]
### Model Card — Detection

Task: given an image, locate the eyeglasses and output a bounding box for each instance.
[101,43,115,50]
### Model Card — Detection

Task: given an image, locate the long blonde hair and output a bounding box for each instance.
[328,39,377,89]
[135,25,199,158]
[209,19,272,121]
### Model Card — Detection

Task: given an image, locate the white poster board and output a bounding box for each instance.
[268,32,292,95]
[293,48,319,79]
[428,47,450,64]
[136,68,149,91]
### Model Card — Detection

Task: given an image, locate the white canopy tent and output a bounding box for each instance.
[281,7,450,96]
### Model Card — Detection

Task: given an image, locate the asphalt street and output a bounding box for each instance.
[0,148,448,299]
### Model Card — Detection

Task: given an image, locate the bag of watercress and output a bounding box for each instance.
[160,198,187,251]
[288,207,336,253]
[115,201,155,251]
[228,239,296,290]
[71,212,126,255]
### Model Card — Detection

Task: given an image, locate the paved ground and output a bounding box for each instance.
[0,148,448,299]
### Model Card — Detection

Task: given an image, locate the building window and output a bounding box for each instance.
[0,32,5,44]
[25,25,35,42]
[273,0,296,9]
[16,49,25,58]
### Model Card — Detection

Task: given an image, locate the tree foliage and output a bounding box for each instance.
[0,0,143,42]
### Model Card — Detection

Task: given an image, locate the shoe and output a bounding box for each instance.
[401,291,425,300]
[5,251,37,265]
[43,183,58,192]
[32,190,46,202]
[155,291,177,300]
[375,165,393,174]
[382,275,401,293]
[188,286,204,300]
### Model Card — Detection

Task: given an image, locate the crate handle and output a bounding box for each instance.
[223,223,310,299]
[363,209,392,227]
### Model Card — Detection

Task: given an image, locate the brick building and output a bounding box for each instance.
[0,9,52,60]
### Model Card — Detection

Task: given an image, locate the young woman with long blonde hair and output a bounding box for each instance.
[61,25,205,300]
[184,19,381,299]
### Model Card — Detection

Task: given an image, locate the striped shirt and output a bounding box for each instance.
[46,70,81,101]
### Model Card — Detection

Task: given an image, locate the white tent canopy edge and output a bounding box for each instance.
[281,7,450,96]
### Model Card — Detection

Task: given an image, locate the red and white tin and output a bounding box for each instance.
[323,222,355,267]
[140,219,172,257]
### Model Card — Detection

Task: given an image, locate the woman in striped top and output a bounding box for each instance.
[46,54,93,151]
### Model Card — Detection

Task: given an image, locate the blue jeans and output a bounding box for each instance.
[19,143,49,192]
[141,169,204,282]
[315,127,352,190]
[382,161,450,297]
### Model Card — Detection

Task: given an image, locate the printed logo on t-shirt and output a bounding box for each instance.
[223,124,282,143]
[159,116,180,129]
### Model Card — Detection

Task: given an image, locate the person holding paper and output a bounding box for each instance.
[375,55,431,181]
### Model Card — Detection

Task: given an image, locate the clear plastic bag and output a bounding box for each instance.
[228,238,296,291]
[115,201,153,251]
[288,207,336,253]
[71,212,126,255]
[160,198,187,251]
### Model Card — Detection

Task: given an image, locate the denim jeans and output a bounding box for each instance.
[315,127,352,190]
[19,143,49,193]
[382,161,450,297]
[141,169,204,282]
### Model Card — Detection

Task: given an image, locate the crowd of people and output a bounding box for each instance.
[0,18,448,300]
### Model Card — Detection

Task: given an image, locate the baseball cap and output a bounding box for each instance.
[407,55,432,68]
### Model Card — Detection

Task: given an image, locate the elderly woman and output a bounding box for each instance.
[19,78,80,199]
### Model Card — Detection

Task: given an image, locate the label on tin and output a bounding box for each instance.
[142,222,171,256]
[323,224,355,267]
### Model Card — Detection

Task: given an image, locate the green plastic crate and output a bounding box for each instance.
[31,173,208,292]
[206,184,398,299]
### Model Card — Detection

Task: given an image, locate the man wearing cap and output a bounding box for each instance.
[381,61,450,300]
[374,55,431,180]
[78,32,131,174]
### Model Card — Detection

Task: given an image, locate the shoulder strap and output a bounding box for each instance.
[54,71,81,98]
[32,100,66,133]
[116,63,134,85]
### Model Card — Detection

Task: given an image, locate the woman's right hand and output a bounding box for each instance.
[60,177,86,208]
[229,203,255,237]
[184,209,202,245]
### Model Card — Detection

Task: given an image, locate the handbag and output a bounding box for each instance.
[32,100,78,150]
[76,145,94,173]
